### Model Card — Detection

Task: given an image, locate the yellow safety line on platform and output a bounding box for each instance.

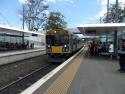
[43,51,84,94]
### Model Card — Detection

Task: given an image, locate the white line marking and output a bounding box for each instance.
[20,47,84,94]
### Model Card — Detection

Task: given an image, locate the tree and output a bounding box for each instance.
[43,12,67,30]
[21,0,48,31]
[103,3,125,23]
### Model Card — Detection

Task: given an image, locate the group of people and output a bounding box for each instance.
[0,40,34,51]
[88,39,125,73]
[89,40,114,57]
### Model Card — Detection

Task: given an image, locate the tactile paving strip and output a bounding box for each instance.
[43,51,84,94]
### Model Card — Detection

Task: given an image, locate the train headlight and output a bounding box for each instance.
[47,45,51,48]
[64,45,67,48]
[47,45,51,52]
[63,45,69,52]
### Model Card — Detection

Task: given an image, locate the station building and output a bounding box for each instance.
[0,24,45,51]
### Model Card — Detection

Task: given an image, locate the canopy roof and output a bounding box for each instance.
[77,23,125,36]
[0,24,44,35]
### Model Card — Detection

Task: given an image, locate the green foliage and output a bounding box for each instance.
[44,12,67,30]
[103,3,125,23]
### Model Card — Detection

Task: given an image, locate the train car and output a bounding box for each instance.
[46,28,83,57]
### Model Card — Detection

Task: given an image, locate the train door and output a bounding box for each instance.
[70,35,73,52]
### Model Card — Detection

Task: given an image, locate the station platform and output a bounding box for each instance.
[0,47,45,66]
[21,47,125,94]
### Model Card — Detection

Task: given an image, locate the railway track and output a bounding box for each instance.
[0,52,71,94]
[0,63,59,94]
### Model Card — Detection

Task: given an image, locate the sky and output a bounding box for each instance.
[0,0,125,29]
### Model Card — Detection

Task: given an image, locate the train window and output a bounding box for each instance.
[46,35,69,45]
[54,35,69,45]
[61,35,69,44]
[46,35,54,44]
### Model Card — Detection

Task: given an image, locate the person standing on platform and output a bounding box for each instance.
[26,40,29,49]
[118,38,125,73]
[90,40,96,56]
[98,42,102,56]
[109,42,114,59]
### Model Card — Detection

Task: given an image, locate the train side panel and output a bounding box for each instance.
[70,34,83,53]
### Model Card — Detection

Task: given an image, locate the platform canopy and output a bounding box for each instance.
[0,24,44,36]
[77,23,125,36]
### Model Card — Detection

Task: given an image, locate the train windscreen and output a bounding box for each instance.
[46,35,69,46]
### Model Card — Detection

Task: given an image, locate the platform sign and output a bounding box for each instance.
[85,30,96,35]
[32,34,38,36]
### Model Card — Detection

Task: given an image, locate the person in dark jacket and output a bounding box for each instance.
[118,38,125,73]
[90,40,96,56]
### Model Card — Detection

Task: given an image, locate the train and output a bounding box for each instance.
[46,28,83,57]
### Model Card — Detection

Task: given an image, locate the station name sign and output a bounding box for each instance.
[85,30,96,34]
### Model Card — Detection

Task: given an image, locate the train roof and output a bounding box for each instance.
[46,29,73,35]
[0,24,44,36]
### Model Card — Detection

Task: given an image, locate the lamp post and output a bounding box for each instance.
[107,0,109,23]
[114,0,119,56]
[45,17,48,33]
[106,0,110,44]
[115,0,118,23]
[22,4,25,44]
[22,5,24,30]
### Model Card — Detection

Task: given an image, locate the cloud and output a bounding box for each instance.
[18,0,74,4]
[82,16,98,22]
[18,0,54,4]
[18,14,23,18]
[58,0,74,3]
[86,17,95,21]
[18,0,29,4]
[46,0,56,3]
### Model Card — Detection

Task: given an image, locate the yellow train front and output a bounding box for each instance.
[46,29,83,57]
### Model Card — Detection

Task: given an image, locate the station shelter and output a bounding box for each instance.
[77,23,125,56]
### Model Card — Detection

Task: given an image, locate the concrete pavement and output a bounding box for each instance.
[67,56,125,94]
